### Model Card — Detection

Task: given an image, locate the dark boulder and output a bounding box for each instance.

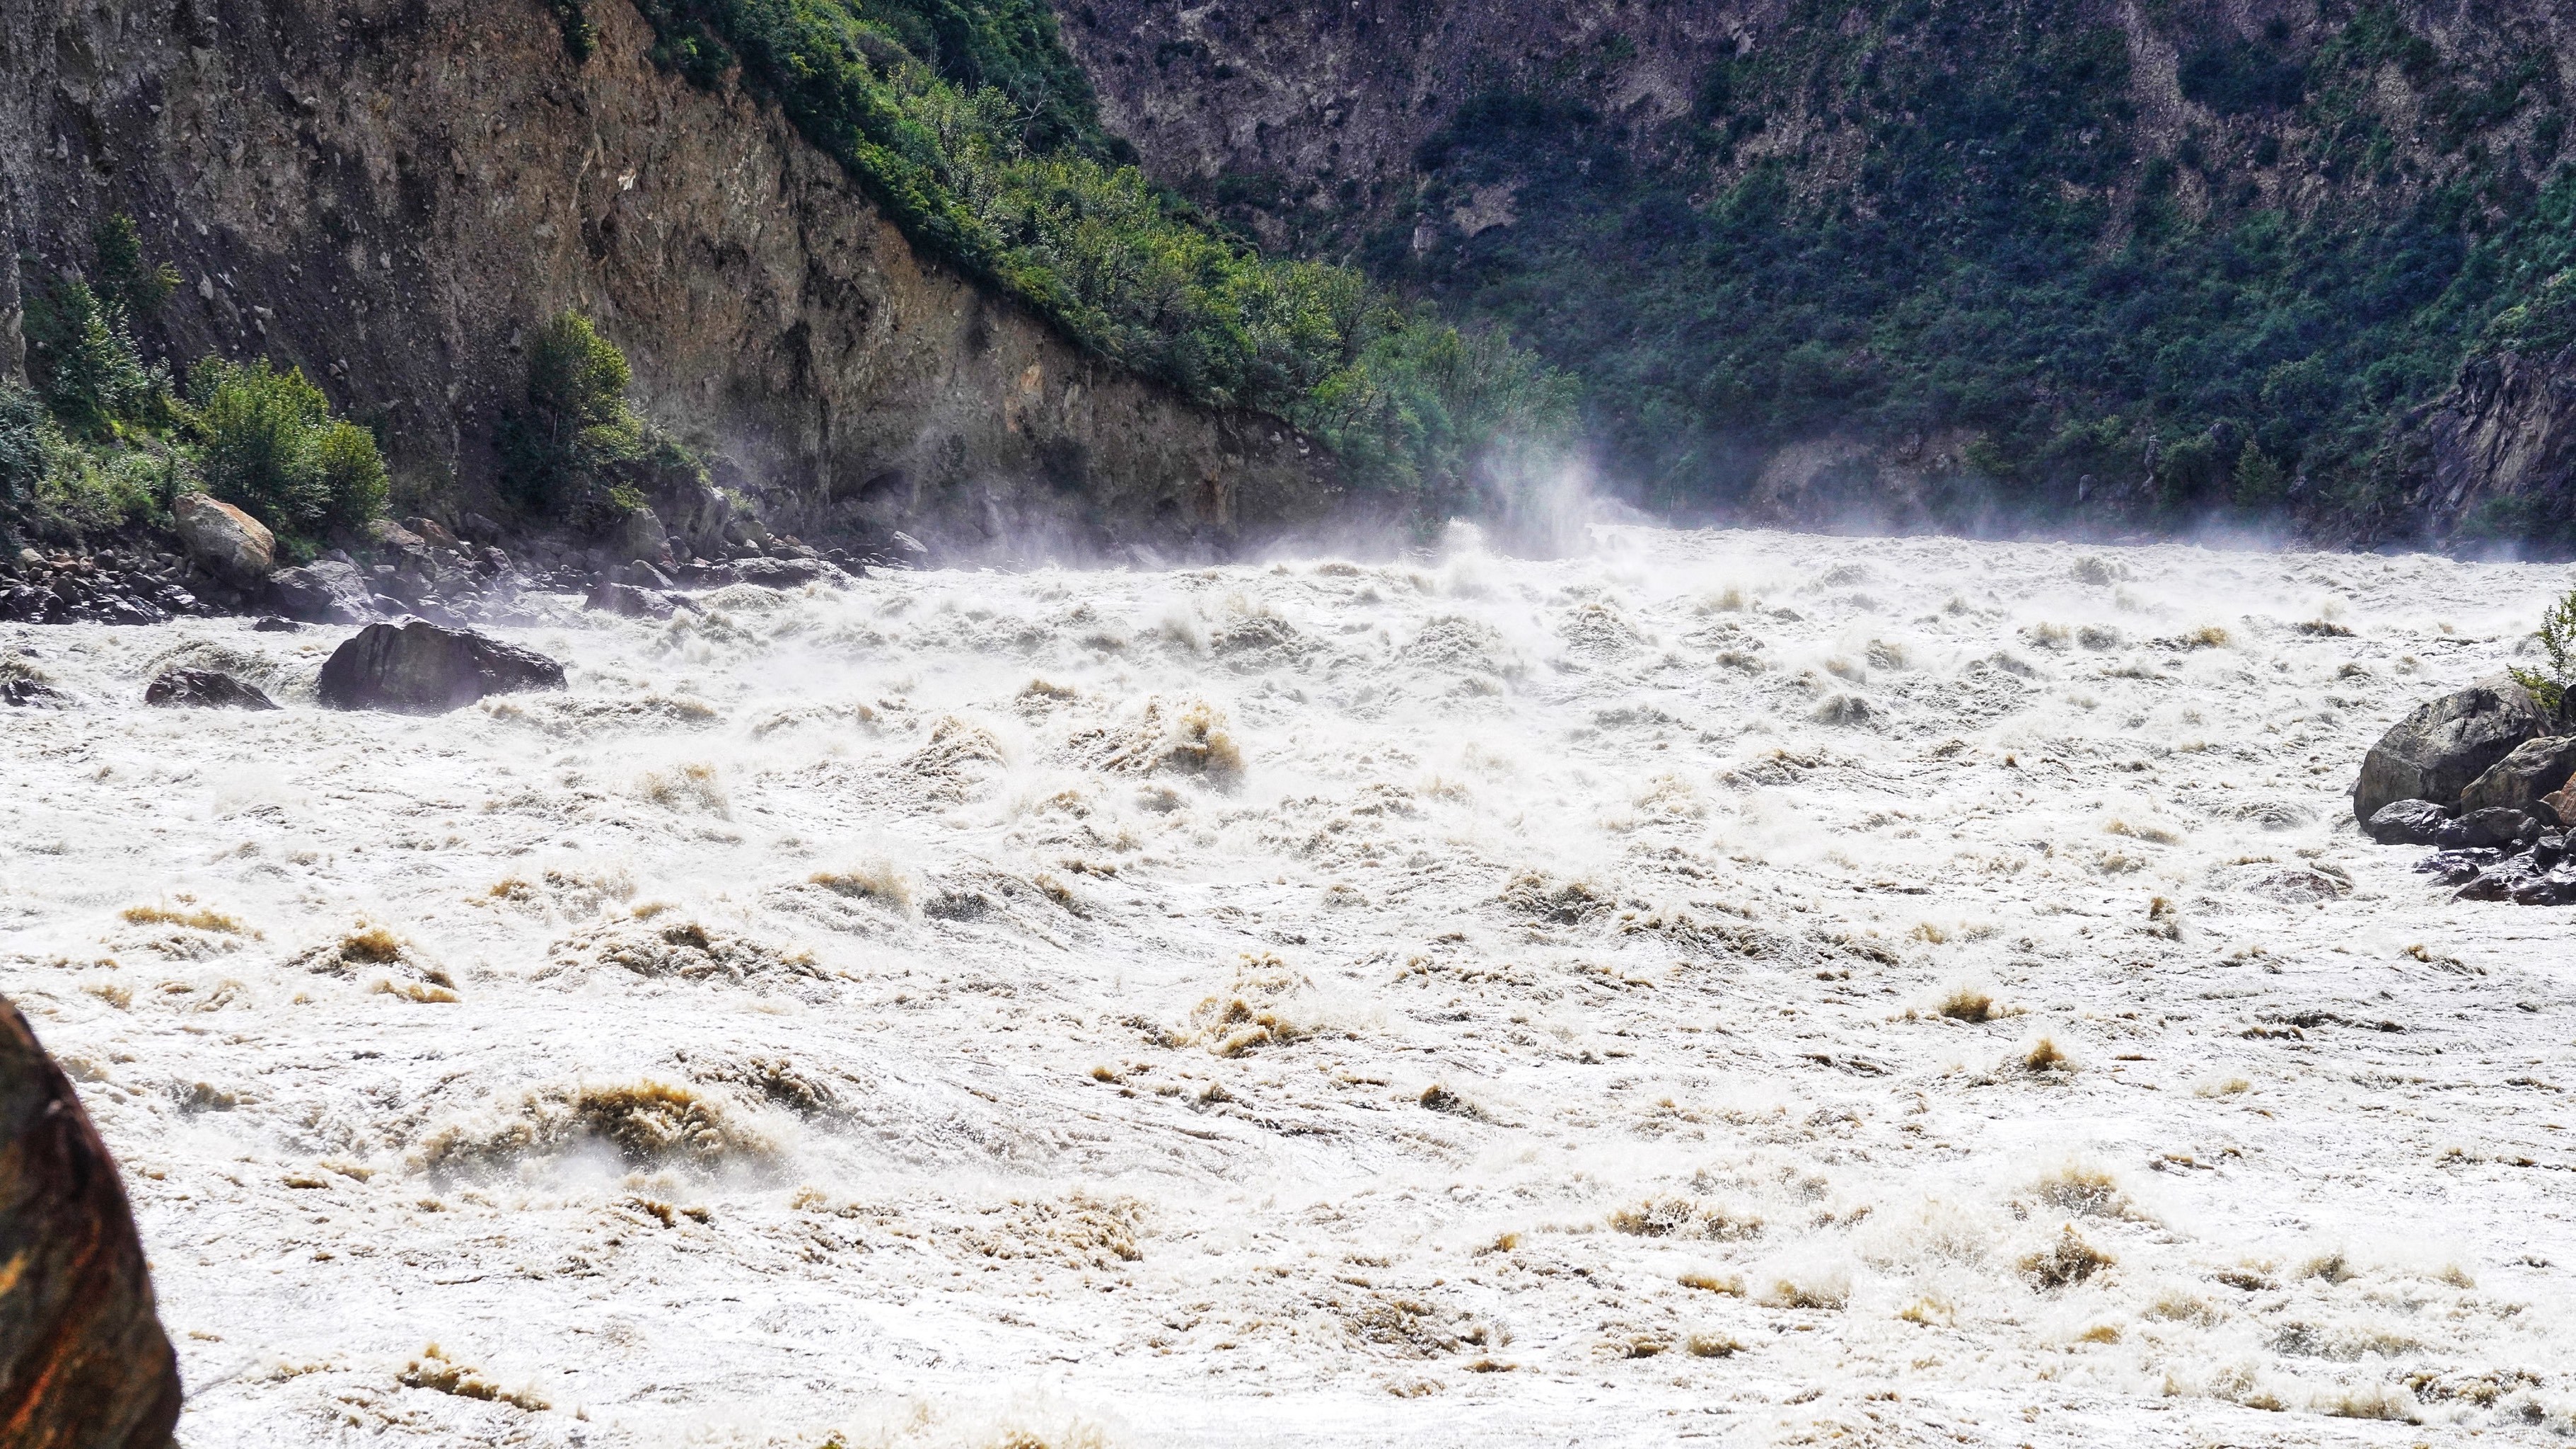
[144,669,279,711]
[2364,799,2449,845]
[2415,850,2495,887]
[0,996,183,1448]
[2459,735,2576,819]
[673,556,838,591]
[0,678,71,709]
[2514,860,2576,906]
[265,560,376,625]
[584,580,675,620]
[2457,852,2546,901]
[315,619,566,714]
[2352,676,2545,824]
[733,556,836,589]
[2438,806,2538,850]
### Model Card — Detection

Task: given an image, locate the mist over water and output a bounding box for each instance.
[4,524,2573,1445]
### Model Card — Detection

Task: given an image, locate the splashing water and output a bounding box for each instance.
[4,526,2572,1446]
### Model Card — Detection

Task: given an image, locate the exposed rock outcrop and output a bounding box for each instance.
[169,495,275,587]
[2353,676,2545,824]
[0,995,184,1448]
[1,0,1341,562]
[2411,344,2576,540]
[317,619,565,713]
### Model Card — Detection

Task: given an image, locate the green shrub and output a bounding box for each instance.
[191,358,329,528]
[542,0,598,60]
[313,419,391,530]
[188,357,388,536]
[498,310,646,522]
[31,433,160,536]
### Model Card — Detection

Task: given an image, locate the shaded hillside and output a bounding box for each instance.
[1059,0,2576,547]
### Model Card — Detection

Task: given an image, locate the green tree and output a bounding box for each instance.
[499,310,646,521]
[2512,589,2576,729]
[89,214,182,322]
[0,381,44,509]
[24,279,163,437]
[2231,441,2287,509]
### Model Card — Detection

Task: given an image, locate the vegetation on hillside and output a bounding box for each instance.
[581,0,1572,513]
[1376,1,2576,538]
[6,215,388,553]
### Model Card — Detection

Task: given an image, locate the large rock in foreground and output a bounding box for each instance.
[2353,676,2545,824]
[170,492,274,587]
[0,996,183,1448]
[316,620,566,714]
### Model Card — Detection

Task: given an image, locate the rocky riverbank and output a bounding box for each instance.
[2355,674,2576,905]
[0,509,872,636]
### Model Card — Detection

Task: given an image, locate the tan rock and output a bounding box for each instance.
[0,995,184,1447]
[170,492,275,586]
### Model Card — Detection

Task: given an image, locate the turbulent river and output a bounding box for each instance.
[4,526,2573,1447]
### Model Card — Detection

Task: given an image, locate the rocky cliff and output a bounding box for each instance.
[1057,0,2576,548]
[1,0,1345,560]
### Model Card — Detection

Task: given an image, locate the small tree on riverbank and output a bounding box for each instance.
[2512,588,2576,730]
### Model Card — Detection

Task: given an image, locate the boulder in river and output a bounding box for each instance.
[144,669,279,710]
[265,560,377,625]
[0,995,185,1447]
[2352,675,2544,824]
[2440,806,2538,850]
[2364,798,2449,845]
[316,619,566,714]
[170,492,274,587]
[2459,734,2576,821]
[0,677,71,709]
[584,579,675,620]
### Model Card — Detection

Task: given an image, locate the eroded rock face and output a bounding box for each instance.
[144,669,278,710]
[316,620,565,714]
[5,0,1342,559]
[170,493,274,587]
[2459,735,2576,819]
[2413,343,2576,538]
[0,995,183,1448]
[2353,676,2545,824]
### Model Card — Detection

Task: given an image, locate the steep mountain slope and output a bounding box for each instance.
[1058,0,2576,548]
[1,0,1344,558]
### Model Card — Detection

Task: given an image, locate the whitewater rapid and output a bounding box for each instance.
[3,526,2572,1447]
